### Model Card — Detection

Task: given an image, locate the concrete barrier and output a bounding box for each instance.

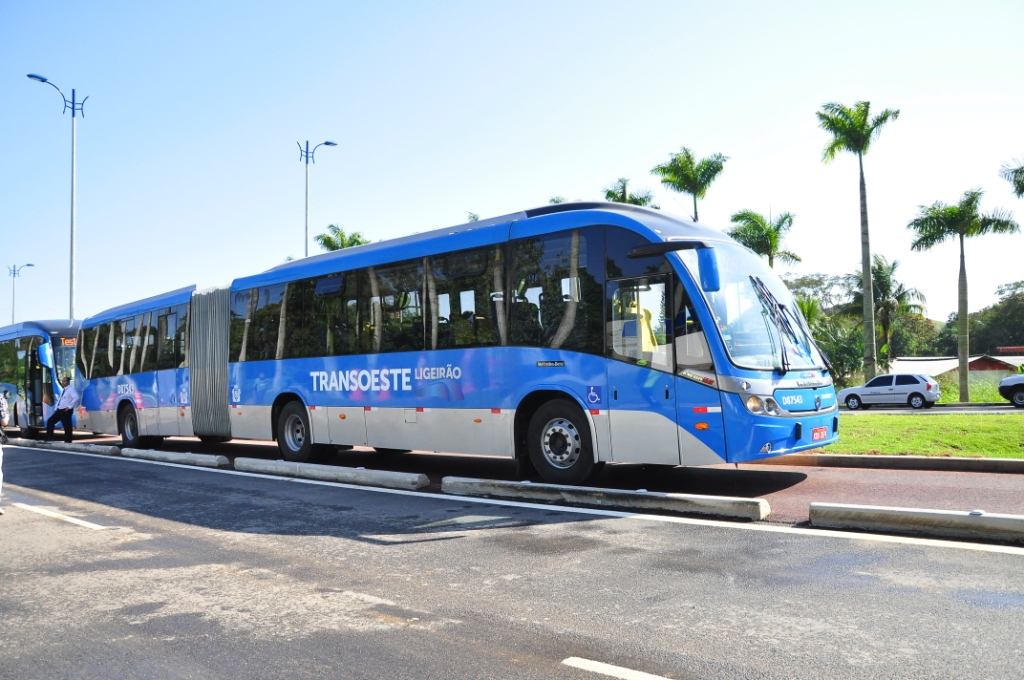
[752,453,1024,474]
[6,438,121,456]
[233,457,429,491]
[809,502,1024,543]
[441,476,770,521]
[120,448,230,468]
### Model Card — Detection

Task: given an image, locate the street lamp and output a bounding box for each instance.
[27,73,88,320]
[8,264,35,325]
[298,140,337,258]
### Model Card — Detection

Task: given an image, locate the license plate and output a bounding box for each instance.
[812,426,828,442]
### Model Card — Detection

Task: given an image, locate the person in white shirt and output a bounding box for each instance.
[46,376,81,444]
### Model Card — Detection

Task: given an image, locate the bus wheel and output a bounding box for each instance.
[277,402,313,462]
[527,400,595,485]
[119,408,142,448]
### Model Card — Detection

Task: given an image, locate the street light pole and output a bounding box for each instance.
[297,140,337,258]
[8,264,35,325]
[27,74,87,320]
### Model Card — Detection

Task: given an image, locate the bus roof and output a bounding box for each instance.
[82,285,196,327]
[232,202,732,290]
[0,319,80,342]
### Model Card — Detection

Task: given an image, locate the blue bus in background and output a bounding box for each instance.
[76,203,838,483]
[0,319,80,436]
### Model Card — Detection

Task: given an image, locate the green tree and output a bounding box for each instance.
[650,147,727,222]
[842,254,926,357]
[603,178,659,208]
[1000,157,1024,198]
[907,189,1020,401]
[813,315,864,390]
[782,273,847,314]
[314,224,370,252]
[888,313,940,358]
[467,212,480,222]
[726,209,800,268]
[817,100,900,380]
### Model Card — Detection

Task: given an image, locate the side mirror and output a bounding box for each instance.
[38,342,55,369]
[697,247,721,292]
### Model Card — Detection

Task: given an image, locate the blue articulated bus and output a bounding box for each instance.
[76,203,838,483]
[0,319,80,436]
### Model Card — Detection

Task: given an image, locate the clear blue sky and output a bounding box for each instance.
[2,0,1022,324]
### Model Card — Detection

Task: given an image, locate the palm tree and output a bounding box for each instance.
[726,209,801,268]
[1000,157,1024,198]
[907,189,1019,401]
[603,178,658,208]
[650,147,727,222]
[817,100,900,380]
[842,254,926,357]
[314,224,370,252]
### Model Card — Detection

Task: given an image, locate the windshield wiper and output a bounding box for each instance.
[750,275,833,378]
[749,276,792,374]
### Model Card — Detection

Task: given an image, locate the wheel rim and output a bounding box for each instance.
[1014,391,1024,406]
[911,396,923,408]
[540,417,581,469]
[848,398,859,409]
[283,413,306,451]
[124,414,136,440]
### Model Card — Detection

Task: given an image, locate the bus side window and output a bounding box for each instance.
[173,304,190,368]
[672,276,713,373]
[428,247,501,351]
[156,312,177,371]
[606,276,673,373]
[510,227,603,354]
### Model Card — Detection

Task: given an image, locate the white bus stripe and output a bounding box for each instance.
[562,657,669,680]
[12,502,111,530]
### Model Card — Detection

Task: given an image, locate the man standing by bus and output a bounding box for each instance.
[46,376,80,444]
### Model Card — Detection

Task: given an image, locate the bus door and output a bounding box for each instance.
[155,310,181,435]
[671,285,728,466]
[605,276,680,465]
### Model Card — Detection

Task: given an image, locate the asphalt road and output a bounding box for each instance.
[60,434,1024,524]
[3,446,1024,679]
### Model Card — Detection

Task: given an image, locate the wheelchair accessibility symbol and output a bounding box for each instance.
[586,386,603,405]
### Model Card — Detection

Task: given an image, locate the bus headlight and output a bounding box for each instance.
[745,395,764,413]
[764,398,780,415]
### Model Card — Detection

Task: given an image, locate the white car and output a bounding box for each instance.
[998,374,1024,407]
[838,373,940,410]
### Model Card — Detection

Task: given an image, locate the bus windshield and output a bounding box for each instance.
[677,242,823,372]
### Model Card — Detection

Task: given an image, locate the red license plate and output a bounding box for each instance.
[812,426,828,442]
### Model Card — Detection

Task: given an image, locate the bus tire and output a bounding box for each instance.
[276,401,314,462]
[119,407,143,448]
[527,399,595,485]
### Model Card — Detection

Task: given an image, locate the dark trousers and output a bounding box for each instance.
[46,408,74,443]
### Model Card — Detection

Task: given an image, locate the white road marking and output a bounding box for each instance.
[563,657,669,680]
[12,445,1024,556]
[12,502,111,530]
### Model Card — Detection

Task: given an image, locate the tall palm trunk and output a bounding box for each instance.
[957,233,969,402]
[692,194,699,222]
[858,153,877,380]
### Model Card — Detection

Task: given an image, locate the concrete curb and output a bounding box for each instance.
[233,457,429,491]
[121,448,230,468]
[441,476,770,521]
[751,453,1024,474]
[7,438,121,456]
[809,502,1024,543]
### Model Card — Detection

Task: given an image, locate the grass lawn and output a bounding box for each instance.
[818,414,1024,458]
